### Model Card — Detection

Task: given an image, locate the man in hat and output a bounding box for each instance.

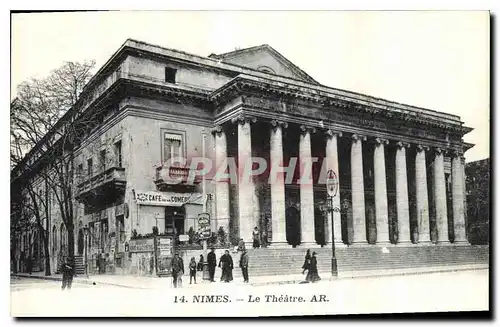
[171,252,184,288]
[207,247,217,282]
[239,249,249,283]
[61,257,75,291]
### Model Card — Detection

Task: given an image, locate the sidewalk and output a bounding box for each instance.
[12,263,488,289]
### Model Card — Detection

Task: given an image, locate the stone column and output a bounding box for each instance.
[299,125,317,246]
[325,129,343,246]
[232,115,258,244]
[415,145,431,243]
[433,148,449,244]
[269,120,288,246]
[452,151,468,243]
[351,134,367,244]
[211,125,230,234]
[374,138,390,244]
[395,142,411,243]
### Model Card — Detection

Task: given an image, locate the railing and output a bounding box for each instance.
[77,167,126,196]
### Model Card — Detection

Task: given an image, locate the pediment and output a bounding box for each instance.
[209,45,319,84]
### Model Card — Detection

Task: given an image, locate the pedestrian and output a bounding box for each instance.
[61,258,74,291]
[219,250,233,283]
[197,254,204,272]
[189,257,197,284]
[302,249,311,274]
[239,249,249,283]
[207,248,217,282]
[305,252,321,283]
[252,227,260,249]
[237,238,246,252]
[171,252,184,288]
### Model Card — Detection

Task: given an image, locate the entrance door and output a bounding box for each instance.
[286,207,300,246]
[77,230,84,255]
[165,206,186,236]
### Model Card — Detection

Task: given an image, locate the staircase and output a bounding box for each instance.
[231,245,489,278]
[74,256,85,275]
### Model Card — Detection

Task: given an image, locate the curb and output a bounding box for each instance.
[12,265,488,289]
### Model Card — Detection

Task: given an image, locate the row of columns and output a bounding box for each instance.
[212,116,468,246]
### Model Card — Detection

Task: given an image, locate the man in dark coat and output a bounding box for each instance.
[219,250,233,282]
[239,249,249,283]
[305,252,321,283]
[207,248,217,282]
[61,258,75,291]
[171,253,184,288]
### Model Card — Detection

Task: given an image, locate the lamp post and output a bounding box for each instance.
[326,170,339,278]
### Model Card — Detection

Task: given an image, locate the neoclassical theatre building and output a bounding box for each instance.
[13,39,483,275]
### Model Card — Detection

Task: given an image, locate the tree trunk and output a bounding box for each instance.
[43,236,51,276]
[67,226,75,261]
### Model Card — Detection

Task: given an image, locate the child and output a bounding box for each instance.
[189,257,197,284]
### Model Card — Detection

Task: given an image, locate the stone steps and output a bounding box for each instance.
[230,245,489,277]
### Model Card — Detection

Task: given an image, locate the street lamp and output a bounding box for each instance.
[326,170,339,278]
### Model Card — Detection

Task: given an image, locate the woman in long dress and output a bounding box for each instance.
[305,252,321,283]
[302,249,311,274]
[219,250,234,282]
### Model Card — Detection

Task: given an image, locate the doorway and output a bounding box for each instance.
[77,229,84,255]
[286,206,300,246]
[165,206,186,236]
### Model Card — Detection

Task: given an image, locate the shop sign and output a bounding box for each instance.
[135,191,203,207]
[128,238,155,253]
[157,237,172,256]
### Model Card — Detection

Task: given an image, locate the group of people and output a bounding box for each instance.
[301,249,321,283]
[170,247,250,288]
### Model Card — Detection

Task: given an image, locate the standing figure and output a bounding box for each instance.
[301,249,311,274]
[239,249,249,283]
[305,252,321,283]
[171,252,184,288]
[252,227,260,249]
[218,250,234,283]
[207,248,217,282]
[197,254,204,272]
[189,257,197,284]
[237,238,246,252]
[61,258,74,291]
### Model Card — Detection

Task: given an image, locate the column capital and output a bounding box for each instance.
[270,119,288,130]
[351,134,367,142]
[433,147,448,155]
[325,129,343,139]
[374,137,389,146]
[416,144,430,152]
[396,141,411,149]
[210,125,224,135]
[450,149,464,158]
[231,114,257,125]
[300,125,316,135]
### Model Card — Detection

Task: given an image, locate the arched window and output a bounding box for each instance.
[257,65,276,74]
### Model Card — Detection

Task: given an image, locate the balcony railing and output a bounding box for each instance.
[76,167,126,199]
[154,165,201,189]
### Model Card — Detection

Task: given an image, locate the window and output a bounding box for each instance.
[114,141,122,168]
[165,67,177,83]
[163,133,183,164]
[99,149,106,171]
[77,164,83,182]
[87,158,93,177]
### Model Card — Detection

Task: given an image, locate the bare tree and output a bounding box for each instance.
[11,60,96,270]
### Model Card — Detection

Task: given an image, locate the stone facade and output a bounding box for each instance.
[11,39,475,275]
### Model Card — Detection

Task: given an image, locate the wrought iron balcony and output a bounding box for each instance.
[154,165,201,190]
[76,167,126,201]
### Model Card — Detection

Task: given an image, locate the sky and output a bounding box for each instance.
[10,11,490,162]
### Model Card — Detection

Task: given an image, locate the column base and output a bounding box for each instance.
[395,240,413,246]
[297,242,322,248]
[327,241,347,248]
[435,240,453,245]
[414,240,433,246]
[452,240,470,246]
[349,241,368,247]
[268,242,290,248]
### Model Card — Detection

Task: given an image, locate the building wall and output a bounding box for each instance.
[128,56,233,90]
